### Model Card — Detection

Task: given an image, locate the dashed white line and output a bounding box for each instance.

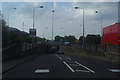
[108,69,120,72]
[63,61,75,72]
[34,69,49,73]
[75,70,90,73]
[75,61,95,73]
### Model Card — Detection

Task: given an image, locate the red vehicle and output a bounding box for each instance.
[102,22,120,45]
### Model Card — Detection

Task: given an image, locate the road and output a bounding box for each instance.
[2,53,120,79]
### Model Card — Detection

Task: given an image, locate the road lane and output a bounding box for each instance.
[64,54,120,78]
[2,54,120,79]
[3,54,73,78]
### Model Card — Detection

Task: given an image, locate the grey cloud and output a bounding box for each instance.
[2,2,118,39]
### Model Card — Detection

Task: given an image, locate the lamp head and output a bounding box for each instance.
[52,10,54,12]
[75,7,79,9]
[40,6,44,8]
[96,11,98,13]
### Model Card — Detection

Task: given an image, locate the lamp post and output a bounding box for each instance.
[96,11,103,44]
[7,8,16,47]
[8,8,16,26]
[32,6,43,47]
[52,10,54,41]
[22,22,26,31]
[43,28,48,38]
[0,11,2,20]
[75,7,85,48]
[33,6,43,29]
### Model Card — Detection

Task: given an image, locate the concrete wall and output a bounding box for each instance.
[60,45,105,57]
[60,45,120,63]
[106,44,120,63]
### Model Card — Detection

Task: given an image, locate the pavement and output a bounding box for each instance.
[2,53,120,79]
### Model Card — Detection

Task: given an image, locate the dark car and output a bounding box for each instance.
[55,50,64,55]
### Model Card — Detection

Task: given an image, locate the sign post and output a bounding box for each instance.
[29,29,36,47]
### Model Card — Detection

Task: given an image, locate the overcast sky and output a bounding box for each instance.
[2,2,118,39]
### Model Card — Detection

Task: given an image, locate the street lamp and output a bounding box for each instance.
[8,8,16,26]
[96,11,103,44]
[33,6,43,29]
[0,11,2,20]
[43,28,48,38]
[52,10,54,41]
[7,8,16,47]
[74,7,85,48]
[32,6,43,47]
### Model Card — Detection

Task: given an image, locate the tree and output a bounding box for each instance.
[64,35,76,44]
[2,19,8,47]
[85,34,101,44]
[55,35,64,43]
[79,36,85,44]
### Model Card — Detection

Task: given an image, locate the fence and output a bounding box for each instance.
[71,44,105,52]
[2,43,43,62]
[60,43,120,63]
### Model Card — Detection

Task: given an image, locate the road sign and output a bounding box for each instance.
[29,29,36,37]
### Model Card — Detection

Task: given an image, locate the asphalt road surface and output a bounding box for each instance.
[2,53,120,79]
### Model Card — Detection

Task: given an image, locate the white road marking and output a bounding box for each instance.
[75,70,90,73]
[66,57,72,60]
[63,61,75,72]
[34,69,49,73]
[65,61,75,63]
[69,64,80,66]
[108,69,120,72]
[58,57,62,60]
[75,61,95,73]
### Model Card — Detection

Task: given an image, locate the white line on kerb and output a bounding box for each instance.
[63,61,75,72]
[75,61,95,73]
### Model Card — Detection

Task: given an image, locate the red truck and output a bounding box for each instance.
[102,22,120,45]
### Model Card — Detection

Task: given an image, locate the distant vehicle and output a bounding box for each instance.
[48,45,57,53]
[103,22,120,45]
[55,50,64,55]
[64,42,70,46]
[37,42,41,44]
